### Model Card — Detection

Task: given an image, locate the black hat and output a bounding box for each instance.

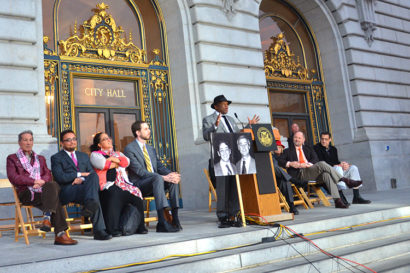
[211,95,232,109]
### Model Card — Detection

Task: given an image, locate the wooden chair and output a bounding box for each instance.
[63,203,93,235]
[0,179,16,237]
[0,179,46,245]
[144,196,158,227]
[297,181,332,207]
[278,184,309,212]
[203,169,217,212]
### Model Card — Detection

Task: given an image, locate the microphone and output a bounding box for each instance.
[234,113,245,130]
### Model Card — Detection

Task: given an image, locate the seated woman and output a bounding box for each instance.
[90,132,147,236]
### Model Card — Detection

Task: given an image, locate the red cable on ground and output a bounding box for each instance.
[282,225,377,273]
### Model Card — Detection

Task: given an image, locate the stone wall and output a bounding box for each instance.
[325,0,410,190]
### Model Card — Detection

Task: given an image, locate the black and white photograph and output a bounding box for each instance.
[234,134,257,175]
[211,133,237,176]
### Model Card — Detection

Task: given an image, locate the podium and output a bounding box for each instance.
[238,129,293,222]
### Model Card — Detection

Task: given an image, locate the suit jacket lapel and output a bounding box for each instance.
[133,141,145,165]
[63,150,77,169]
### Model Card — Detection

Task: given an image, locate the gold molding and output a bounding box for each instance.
[264,33,310,80]
[59,3,146,64]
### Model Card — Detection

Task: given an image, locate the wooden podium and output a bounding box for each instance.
[238,129,293,222]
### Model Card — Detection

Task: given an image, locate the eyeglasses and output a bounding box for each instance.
[100,137,112,142]
[63,137,77,142]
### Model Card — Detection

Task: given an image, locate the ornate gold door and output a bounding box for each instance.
[43,3,178,170]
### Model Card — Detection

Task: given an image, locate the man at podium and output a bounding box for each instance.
[202,95,259,228]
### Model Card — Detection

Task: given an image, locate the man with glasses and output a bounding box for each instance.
[51,130,111,240]
[235,135,256,175]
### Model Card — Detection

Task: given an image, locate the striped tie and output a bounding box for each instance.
[143,145,153,172]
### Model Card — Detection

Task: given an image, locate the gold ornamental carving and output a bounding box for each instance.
[264,33,310,80]
[59,3,145,64]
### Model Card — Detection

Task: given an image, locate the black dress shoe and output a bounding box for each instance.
[218,219,232,228]
[94,230,112,240]
[172,221,183,231]
[111,232,122,237]
[335,198,348,209]
[136,226,148,234]
[352,197,371,204]
[290,207,299,215]
[81,200,99,218]
[156,221,179,232]
[339,178,363,188]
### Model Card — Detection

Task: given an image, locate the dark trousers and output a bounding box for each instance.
[19,181,67,235]
[59,173,106,232]
[216,175,239,220]
[100,185,145,235]
[134,173,179,209]
[274,166,294,206]
[272,155,294,206]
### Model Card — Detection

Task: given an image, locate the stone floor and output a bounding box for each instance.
[0,187,409,272]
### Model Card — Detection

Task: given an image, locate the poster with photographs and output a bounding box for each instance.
[210,133,256,177]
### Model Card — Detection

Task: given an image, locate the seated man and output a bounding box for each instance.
[278,131,362,209]
[314,132,370,205]
[51,130,111,240]
[7,130,77,245]
[124,121,181,232]
[271,134,305,215]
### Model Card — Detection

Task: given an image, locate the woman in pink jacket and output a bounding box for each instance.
[90,132,147,236]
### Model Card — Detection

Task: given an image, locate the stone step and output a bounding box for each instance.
[235,230,410,273]
[107,216,410,272]
[360,252,410,273]
[1,206,409,273]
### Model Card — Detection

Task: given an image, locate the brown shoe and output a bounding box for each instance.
[40,219,51,232]
[340,178,362,188]
[54,232,78,245]
[335,198,348,209]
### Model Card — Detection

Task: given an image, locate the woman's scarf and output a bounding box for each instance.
[16,148,42,200]
[97,150,143,200]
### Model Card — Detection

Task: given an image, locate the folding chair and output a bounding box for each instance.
[0,179,15,237]
[63,203,93,235]
[9,181,46,245]
[297,181,332,207]
[144,196,158,227]
[203,169,217,212]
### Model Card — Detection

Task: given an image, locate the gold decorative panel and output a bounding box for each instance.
[59,3,145,64]
[264,33,310,80]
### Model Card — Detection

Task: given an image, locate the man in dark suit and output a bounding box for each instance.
[7,130,77,245]
[235,135,256,174]
[278,131,362,209]
[51,130,111,240]
[202,95,260,228]
[314,132,370,205]
[214,140,237,176]
[124,121,181,232]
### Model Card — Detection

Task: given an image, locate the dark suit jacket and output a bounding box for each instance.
[6,153,52,194]
[51,150,95,186]
[314,143,340,166]
[123,140,171,184]
[277,145,319,178]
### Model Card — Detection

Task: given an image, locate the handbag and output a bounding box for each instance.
[119,204,141,236]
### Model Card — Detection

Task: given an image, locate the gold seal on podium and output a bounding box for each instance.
[257,126,273,147]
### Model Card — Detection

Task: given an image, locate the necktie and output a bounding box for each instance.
[242,160,246,174]
[143,145,153,172]
[222,115,234,133]
[226,165,232,175]
[71,152,78,167]
[298,147,306,164]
